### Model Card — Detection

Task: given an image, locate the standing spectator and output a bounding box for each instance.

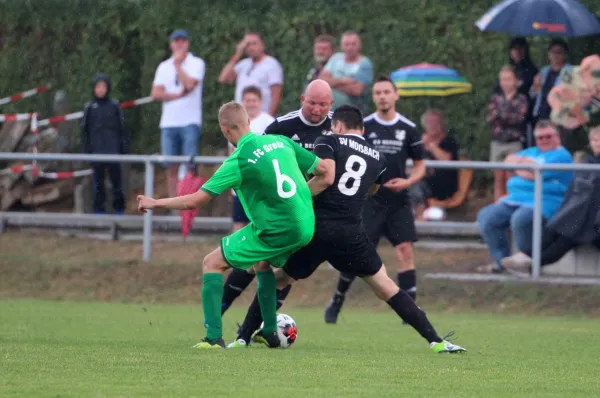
[410,109,459,220]
[81,73,128,215]
[319,31,373,112]
[229,86,275,231]
[532,39,572,125]
[488,65,529,201]
[218,32,283,116]
[495,37,538,97]
[305,35,335,88]
[477,121,573,273]
[151,29,205,198]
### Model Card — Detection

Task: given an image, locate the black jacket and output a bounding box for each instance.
[81,74,129,155]
[547,154,600,244]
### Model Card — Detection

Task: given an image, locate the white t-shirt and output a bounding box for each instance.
[153,53,205,128]
[234,56,283,113]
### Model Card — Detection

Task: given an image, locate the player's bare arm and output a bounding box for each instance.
[307,158,335,196]
[137,190,212,212]
[384,159,426,192]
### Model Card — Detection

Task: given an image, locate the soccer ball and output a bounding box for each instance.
[260,313,297,348]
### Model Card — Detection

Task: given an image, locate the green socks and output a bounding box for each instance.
[202,273,224,340]
[256,270,277,334]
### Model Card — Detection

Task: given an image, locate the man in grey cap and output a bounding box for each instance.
[152,29,206,197]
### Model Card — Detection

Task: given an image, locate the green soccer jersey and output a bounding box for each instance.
[201,132,319,246]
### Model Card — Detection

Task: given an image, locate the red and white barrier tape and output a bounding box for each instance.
[32,167,93,179]
[0,85,51,106]
[0,163,35,176]
[0,113,34,122]
[0,163,93,179]
[38,96,153,126]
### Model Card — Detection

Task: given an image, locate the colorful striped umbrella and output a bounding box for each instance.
[390,63,472,97]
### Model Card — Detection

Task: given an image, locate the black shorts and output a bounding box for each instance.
[364,198,417,247]
[283,224,382,280]
[232,196,249,223]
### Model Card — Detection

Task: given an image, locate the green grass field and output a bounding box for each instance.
[1,300,599,397]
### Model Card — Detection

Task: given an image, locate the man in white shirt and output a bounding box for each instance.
[218,32,283,116]
[228,85,275,231]
[151,29,205,197]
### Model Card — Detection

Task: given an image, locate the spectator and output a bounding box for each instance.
[305,34,335,88]
[488,65,529,201]
[532,39,572,125]
[319,31,373,112]
[218,32,283,116]
[477,120,573,273]
[410,109,459,220]
[502,125,600,274]
[151,29,205,198]
[494,37,538,97]
[80,73,128,215]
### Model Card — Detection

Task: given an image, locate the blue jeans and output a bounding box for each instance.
[477,202,542,268]
[161,124,201,167]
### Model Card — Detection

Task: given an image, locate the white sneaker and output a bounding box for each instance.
[227,339,247,349]
[501,252,532,269]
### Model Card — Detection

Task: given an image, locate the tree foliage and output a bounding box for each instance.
[0,0,598,159]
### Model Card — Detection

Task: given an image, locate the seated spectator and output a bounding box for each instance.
[502,125,600,274]
[488,65,529,201]
[410,109,459,220]
[477,120,573,273]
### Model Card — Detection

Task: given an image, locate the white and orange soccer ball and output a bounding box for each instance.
[260,313,297,348]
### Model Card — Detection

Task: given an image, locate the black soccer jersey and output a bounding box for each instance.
[312,133,387,224]
[363,112,424,205]
[264,109,333,151]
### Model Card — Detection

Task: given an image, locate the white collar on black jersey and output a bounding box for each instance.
[365,112,416,127]
[298,108,331,127]
[342,133,365,140]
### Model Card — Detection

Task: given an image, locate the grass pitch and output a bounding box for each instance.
[1,299,599,397]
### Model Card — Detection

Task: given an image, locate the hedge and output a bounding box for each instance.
[0,0,598,160]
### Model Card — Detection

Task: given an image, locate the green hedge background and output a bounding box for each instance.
[0,0,598,160]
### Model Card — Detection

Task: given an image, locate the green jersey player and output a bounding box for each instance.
[137,101,334,348]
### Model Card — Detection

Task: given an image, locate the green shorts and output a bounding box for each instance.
[220,223,307,269]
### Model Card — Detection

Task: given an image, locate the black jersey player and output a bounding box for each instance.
[325,76,427,323]
[218,79,334,316]
[228,105,466,354]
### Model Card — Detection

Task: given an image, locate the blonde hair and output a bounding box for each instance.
[499,64,517,77]
[218,101,248,130]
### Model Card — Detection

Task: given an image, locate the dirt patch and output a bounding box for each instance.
[2,231,600,316]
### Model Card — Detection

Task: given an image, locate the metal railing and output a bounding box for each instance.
[2,152,600,280]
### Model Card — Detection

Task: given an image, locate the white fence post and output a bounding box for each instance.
[531,168,544,279]
[143,161,154,263]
